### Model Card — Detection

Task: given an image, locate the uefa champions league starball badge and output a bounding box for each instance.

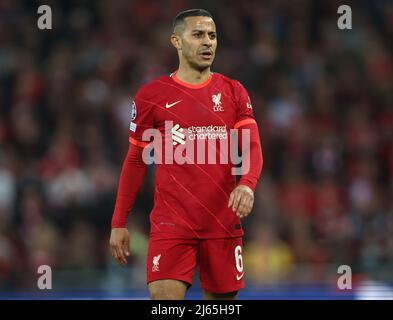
[131,100,137,121]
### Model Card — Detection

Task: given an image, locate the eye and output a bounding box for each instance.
[209,34,216,40]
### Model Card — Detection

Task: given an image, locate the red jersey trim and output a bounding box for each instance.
[234,118,257,129]
[129,136,149,148]
[171,71,212,89]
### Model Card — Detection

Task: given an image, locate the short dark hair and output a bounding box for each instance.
[172,9,213,34]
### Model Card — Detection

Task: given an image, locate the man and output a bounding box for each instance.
[110,9,263,300]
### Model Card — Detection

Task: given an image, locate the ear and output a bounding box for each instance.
[170,34,181,50]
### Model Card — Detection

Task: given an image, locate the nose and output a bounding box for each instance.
[202,34,212,47]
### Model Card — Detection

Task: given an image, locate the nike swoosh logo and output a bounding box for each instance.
[165,100,182,108]
[236,273,244,280]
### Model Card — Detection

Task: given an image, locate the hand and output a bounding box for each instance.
[109,228,130,266]
[228,184,254,218]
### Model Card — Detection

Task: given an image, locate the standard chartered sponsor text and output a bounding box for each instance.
[141,121,250,175]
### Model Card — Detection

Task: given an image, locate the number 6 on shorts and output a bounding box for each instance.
[234,245,243,273]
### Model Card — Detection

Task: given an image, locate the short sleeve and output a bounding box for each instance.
[128,88,155,147]
[233,80,257,129]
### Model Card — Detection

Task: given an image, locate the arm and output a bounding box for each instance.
[238,121,263,190]
[110,143,147,266]
[228,121,263,218]
[111,143,147,228]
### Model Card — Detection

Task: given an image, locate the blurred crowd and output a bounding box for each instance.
[0,0,392,291]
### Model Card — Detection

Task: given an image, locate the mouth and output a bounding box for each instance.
[199,51,213,60]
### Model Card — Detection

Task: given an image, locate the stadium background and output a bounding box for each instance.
[0,0,392,299]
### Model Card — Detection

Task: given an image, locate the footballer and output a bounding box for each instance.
[110,9,263,300]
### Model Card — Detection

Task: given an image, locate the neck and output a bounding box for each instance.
[175,61,211,84]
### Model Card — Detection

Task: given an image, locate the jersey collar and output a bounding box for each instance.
[170,71,213,89]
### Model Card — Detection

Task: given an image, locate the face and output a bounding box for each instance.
[172,16,217,71]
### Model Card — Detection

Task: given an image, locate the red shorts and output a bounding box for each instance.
[146,235,244,293]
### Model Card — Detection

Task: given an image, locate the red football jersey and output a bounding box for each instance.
[129,71,256,239]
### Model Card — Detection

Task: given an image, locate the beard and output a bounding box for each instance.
[185,53,213,71]
[181,44,214,71]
